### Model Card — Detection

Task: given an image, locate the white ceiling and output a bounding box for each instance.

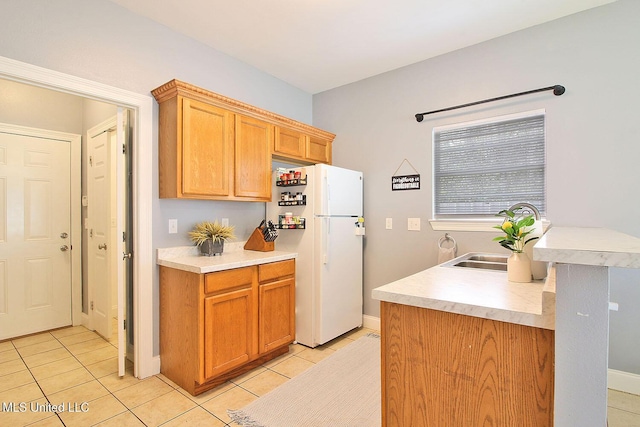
[109,0,616,94]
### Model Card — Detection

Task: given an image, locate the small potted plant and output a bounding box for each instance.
[189,220,235,256]
[493,208,539,282]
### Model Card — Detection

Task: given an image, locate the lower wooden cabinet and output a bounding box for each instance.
[380,302,554,427]
[159,259,295,395]
[203,287,255,379]
[259,277,295,353]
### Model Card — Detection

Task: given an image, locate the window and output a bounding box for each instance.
[431,110,545,229]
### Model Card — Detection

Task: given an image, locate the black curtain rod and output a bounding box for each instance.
[414,84,565,122]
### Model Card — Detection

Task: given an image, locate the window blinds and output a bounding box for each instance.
[433,113,545,217]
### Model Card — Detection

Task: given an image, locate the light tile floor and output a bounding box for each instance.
[1,323,639,426]
[0,323,373,426]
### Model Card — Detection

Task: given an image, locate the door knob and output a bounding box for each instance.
[98,243,107,250]
[60,245,69,251]
[123,252,132,260]
[60,232,68,239]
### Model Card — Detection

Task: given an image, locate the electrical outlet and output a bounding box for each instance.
[168,219,178,234]
[408,218,421,231]
[385,218,393,230]
[221,218,229,227]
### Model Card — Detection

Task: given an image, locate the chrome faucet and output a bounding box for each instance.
[508,202,540,220]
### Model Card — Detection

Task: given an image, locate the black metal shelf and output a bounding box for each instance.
[276,178,307,187]
[276,224,306,230]
[278,200,306,207]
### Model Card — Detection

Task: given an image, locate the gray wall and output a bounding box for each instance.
[313,0,640,374]
[0,0,313,356]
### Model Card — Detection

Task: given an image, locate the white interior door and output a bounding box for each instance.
[88,114,127,377]
[0,130,72,339]
[88,126,111,340]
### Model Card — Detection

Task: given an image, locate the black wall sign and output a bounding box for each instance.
[392,174,420,191]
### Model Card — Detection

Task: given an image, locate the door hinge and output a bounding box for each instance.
[123,319,126,330]
[90,228,93,238]
[89,155,93,166]
[90,301,94,311]
[122,143,126,154]
[122,232,126,242]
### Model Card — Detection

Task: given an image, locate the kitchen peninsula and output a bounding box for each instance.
[373,253,556,426]
[373,227,640,427]
[157,244,297,395]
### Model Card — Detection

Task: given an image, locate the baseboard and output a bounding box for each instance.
[609,369,640,395]
[362,315,380,332]
[141,355,161,379]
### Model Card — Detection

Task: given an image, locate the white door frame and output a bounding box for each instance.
[0,122,80,337]
[0,55,156,379]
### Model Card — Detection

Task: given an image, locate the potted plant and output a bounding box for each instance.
[492,208,539,282]
[189,220,236,256]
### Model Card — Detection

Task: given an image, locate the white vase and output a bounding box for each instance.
[523,220,548,280]
[507,252,532,283]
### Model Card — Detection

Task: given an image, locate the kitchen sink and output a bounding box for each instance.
[467,254,509,263]
[441,252,508,272]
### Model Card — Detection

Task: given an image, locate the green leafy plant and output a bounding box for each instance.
[188,221,235,245]
[492,208,539,253]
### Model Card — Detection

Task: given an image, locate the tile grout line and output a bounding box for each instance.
[8,333,65,426]
[11,326,143,426]
[56,326,150,426]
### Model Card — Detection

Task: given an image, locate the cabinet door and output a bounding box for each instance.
[181,98,234,197]
[306,136,332,164]
[259,278,295,353]
[235,114,272,199]
[203,288,254,379]
[274,127,305,160]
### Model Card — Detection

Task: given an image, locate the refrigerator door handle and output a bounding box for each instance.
[323,217,330,264]
[323,173,330,216]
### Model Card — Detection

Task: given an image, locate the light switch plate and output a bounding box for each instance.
[221,218,229,227]
[168,219,178,234]
[385,218,392,230]
[408,218,421,231]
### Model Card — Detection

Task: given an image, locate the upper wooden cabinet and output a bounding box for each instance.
[180,98,233,198]
[274,127,306,160]
[307,135,332,164]
[235,114,273,199]
[273,127,333,164]
[152,80,335,201]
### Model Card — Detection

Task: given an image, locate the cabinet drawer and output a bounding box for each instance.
[259,260,295,283]
[205,266,254,294]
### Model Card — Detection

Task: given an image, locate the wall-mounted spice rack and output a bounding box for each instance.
[277,215,306,229]
[278,193,306,206]
[276,178,307,187]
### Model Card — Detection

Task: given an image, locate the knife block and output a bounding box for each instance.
[244,227,275,252]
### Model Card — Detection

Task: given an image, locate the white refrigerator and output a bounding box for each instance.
[267,164,364,348]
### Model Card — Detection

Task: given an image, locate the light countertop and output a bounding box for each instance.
[157,243,297,274]
[534,226,640,268]
[372,258,556,330]
[372,226,640,330]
